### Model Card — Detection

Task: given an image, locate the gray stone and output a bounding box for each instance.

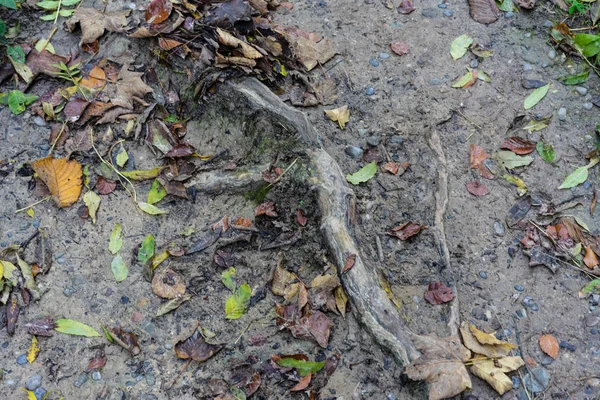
[470,59,479,68]
[63,286,77,297]
[91,370,102,381]
[543,20,554,27]
[421,8,439,17]
[516,309,527,319]
[523,63,533,71]
[34,387,47,400]
[428,78,443,85]
[585,315,600,327]
[558,107,567,121]
[493,220,505,236]
[16,354,28,365]
[523,367,549,393]
[73,372,88,388]
[345,146,363,159]
[145,373,156,386]
[443,9,453,16]
[390,135,404,144]
[25,375,42,391]
[366,136,381,146]
[547,50,556,59]
[540,355,554,365]
[584,102,593,110]
[575,86,588,95]
[33,116,47,127]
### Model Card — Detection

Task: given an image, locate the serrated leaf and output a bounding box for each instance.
[26,336,40,363]
[83,191,100,224]
[111,254,128,282]
[221,267,237,292]
[55,318,100,337]
[346,162,377,185]
[274,357,325,377]
[524,84,549,110]
[138,201,169,215]
[496,151,533,169]
[536,141,555,162]
[138,234,155,264]
[225,283,251,320]
[523,117,551,132]
[116,146,129,168]
[108,224,123,254]
[558,71,589,85]
[450,34,473,60]
[147,179,166,204]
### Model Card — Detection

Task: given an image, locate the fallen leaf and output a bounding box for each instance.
[390,41,409,56]
[111,254,128,282]
[79,65,106,90]
[452,70,478,88]
[539,334,559,359]
[558,158,598,189]
[389,222,426,240]
[334,286,348,318]
[96,176,116,195]
[217,28,263,59]
[536,141,555,163]
[591,190,597,215]
[22,389,36,400]
[271,259,297,297]
[377,270,403,309]
[346,162,377,185]
[500,137,536,155]
[291,373,312,391]
[138,234,155,264]
[66,8,130,45]
[175,327,224,361]
[85,349,107,372]
[424,282,455,305]
[287,35,336,71]
[110,327,141,355]
[324,105,350,129]
[296,209,308,226]
[165,143,197,158]
[524,84,550,110]
[273,355,325,376]
[31,156,82,208]
[404,334,472,400]
[116,146,129,167]
[138,201,169,215]
[156,293,192,317]
[26,336,40,363]
[342,252,356,273]
[450,34,473,60]
[468,0,499,24]
[255,201,278,217]
[466,181,489,196]
[221,267,237,292]
[25,316,55,337]
[383,161,408,175]
[145,0,172,24]
[470,356,524,395]
[226,283,251,320]
[152,268,186,299]
[469,144,494,179]
[214,250,235,268]
[6,295,19,335]
[584,246,600,268]
[109,63,153,110]
[108,224,123,255]
[496,151,533,169]
[55,318,100,337]
[301,310,332,348]
[147,179,167,204]
[83,191,100,224]
[460,322,515,357]
[397,0,415,14]
[504,174,527,196]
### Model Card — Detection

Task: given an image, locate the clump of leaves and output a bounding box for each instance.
[37,0,82,23]
[566,0,588,14]
[0,90,39,115]
[54,61,89,99]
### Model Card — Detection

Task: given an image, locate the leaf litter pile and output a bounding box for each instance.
[0,0,599,398]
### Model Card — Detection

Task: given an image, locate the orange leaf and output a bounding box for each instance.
[584,246,599,269]
[539,334,559,359]
[290,372,311,391]
[158,38,183,51]
[80,66,106,90]
[32,156,83,208]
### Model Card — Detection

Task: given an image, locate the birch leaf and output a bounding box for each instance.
[108,224,122,254]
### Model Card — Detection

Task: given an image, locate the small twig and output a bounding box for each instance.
[20,230,40,249]
[38,27,58,52]
[49,121,68,154]
[455,109,482,130]
[15,196,51,213]
[164,359,192,391]
[570,25,599,31]
[198,149,228,167]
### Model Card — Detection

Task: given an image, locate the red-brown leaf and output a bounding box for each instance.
[296,209,308,226]
[263,167,283,184]
[398,0,415,14]
[391,41,409,56]
[584,245,599,269]
[96,176,116,195]
[165,143,196,158]
[255,201,278,217]
[466,181,489,196]
[500,137,536,155]
[25,316,56,337]
[469,144,494,179]
[110,327,141,356]
[424,282,455,305]
[174,328,223,361]
[145,0,173,24]
[214,249,235,268]
[539,334,559,359]
[342,252,356,273]
[362,148,382,163]
[389,222,426,240]
[291,373,312,391]
[85,350,107,372]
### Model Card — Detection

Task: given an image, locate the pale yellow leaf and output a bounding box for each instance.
[324,105,350,129]
[470,356,524,395]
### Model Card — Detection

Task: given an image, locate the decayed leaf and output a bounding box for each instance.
[460,322,515,358]
[397,0,415,13]
[110,327,141,355]
[175,327,224,361]
[584,246,600,268]
[85,349,107,372]
[221,267,237,292]
[108,224,123,255]
[288,36,336,71]
[451,69,478,88]
[523,117,551,132]
[404,334,472,400]
[466,181,488,196]
[15,256,40,301]
[342,252,356,273]
[389,222,426,240]
[26,336,40,363]
[377,269,402,309]
[6,295,19,335]
[272,354,325,376]
[469,144,494,179]
[296,209,308,226]
[217,28,263,59]
[539,334,559,359]
[83,191,100,224]
[271,259,297,297]
[391,41,409,55]
[66,8,130,45]
[524,84,550,110]
[25,316,56,337]
[324,105,349,129]
[152,268,186,299]
[31,156,82,208]
[346,162,377,185]
[291,373,312,391]
[450,34,473,60]
[109,63,153,109]
[424,282,455,305]
[145,0,172,24]
[536,141,555,163]
[255,201,278,217]
[334,286,348,318]
[138,234,155,264]
[500,137,536,155]
[55,318,100,337]
[504,174,527,196]
[470,356,524,395]
[156,293,192,317]
[225,283,251,320]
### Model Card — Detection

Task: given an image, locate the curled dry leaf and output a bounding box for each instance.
[217,28,263,59]
[584,246,599,268]
[152,268,186,299]
[470,356,524,395]
[85,349,107,372]
[96,176,117,195]
[255,201,278,217]
[324,105,350,129]
[459,322,516,358]
[469,144,494,179]
[110,327,141,355]
[539,334,559,359]
[500,137,537,155]
[174,327,224,362]
[424,282,455,305]
[271,258,297,297]
[66,8,131,46]
[342,252,356,273]
[466,181,489,196]
[31,156,83,208]
[389,222,426,240]
[109,64,153,110]
[291,373,312,391]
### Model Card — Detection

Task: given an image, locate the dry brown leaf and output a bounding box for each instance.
[80,66,106,90]
[584,245,599,269]
[539,334,559,359]
[158,38,183,51]
[66,8,131,46]
[271,258,297,297]
[324,105,349,129]
[470,144,494,179]
[31,156,82,208]
[470,356,524,395]
[110,64,153,109]
[404,334,472,400]
[215,53,257,68]
[152,268,186,299]
[216,28,263,59]
[291,373,311,391]
[460,322,515,358]
[289,36,336,71]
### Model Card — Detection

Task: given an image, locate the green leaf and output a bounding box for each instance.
[477,71,492,83]
[39,11,58,21]
[147,179,166,204]
[58,8,74,17]
[111,254,128,282]
[6,45,25,64]
[55,318,100,337]
[581,279,600,294]
[536,141,555,162]
[275,357,325,377]
[221,267,237,292]
[83,191,100,224]
[450,34,473,60]
[0,19,5,36]
[557,71,589,85]
[346,162,377,185]
[0,0,17,9]
[6,90,38,115]
[101,325,114,342]
[451,70,474,88]
[138,234,155,264]
[116,146,129,168]
[225,283,251,320]
[156,293,191,317]
[523,117,551,132]
[524,84,549,110]
[496,151,533,169]
[558,166,588,189]
[35,39,55,54]
[574,33,600,57]
[36,0,60,10]
[497,0,516,12]
[62,0,82,5]
[121,167,164,180]
[108,224,123,255]
[138,202,169,215]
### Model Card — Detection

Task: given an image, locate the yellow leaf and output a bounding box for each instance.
[469,323,517,347]
[216,28,263,59]
[151,250,169,270]
[80,65,106,90]
[26,336,40,363]
[324,105,350,129]
[504,174,527,196]
[377,270,402,309]
[470,356,524,395]
[460,322,516,358]
[83,191,100,224]
[26,208,35,218]
[35,39,55,54]
[31,156,83,208]
[335,286,347,318]
[22,388,37,400]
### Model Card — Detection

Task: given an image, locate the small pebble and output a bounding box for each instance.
[558,107,567,121]
[33,116,47,127]
[523,367,549,393]
[146,373,156,386]
[514,284,525,292]
[512,376,521,389]
[412,296,421,304]
[585,315,600,327]
[379,52,390,59]
[505,11,514,18]
[584,181,592,190]
[521,296,533,307]
[529,303,539,311]
[493,220,505,236]
[56,257,66,265]
[164,343,173,350]
[366,87,375,96]
[575,86,588,95]
[421,8,439,17]
[560,340,576,351]
[39,143,50,151]
[390,135,404,144]
[16,354,28,365]
[428,78,443,85]
[524,32,532,38]
[345,146,363,159]
[366,136,381,147]
[523,63,533,71]
[478,271,488,279]
[547,50,556,59]
[126,381,137,387]
[32,220,40,228]
[470,59,479,68]
[34,387,47,400]
[121,296,130,304]
[437,3,446,8]
[91,370,101,381]
[540,355,554,365]
[141,395,159,400]
[443,9,453,16]
[591,328,598,335]
[369,57,380,67]
[543,19,554,27]
[73,372,88,388]
[25,375,42,391]
[63,286,76,297]
[584,102,593,110]
[516,309,527,319]
[386,394,398,400]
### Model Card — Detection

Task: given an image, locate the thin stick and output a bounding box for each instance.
[38,27,58,53]
[164,358,192,391]
[49,121,68,154]
[570,25,598,31]
[456,109,482,130]
[15,196,51,213]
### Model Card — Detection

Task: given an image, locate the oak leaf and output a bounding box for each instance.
[32,156,82,208]
[66,8,131,46]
